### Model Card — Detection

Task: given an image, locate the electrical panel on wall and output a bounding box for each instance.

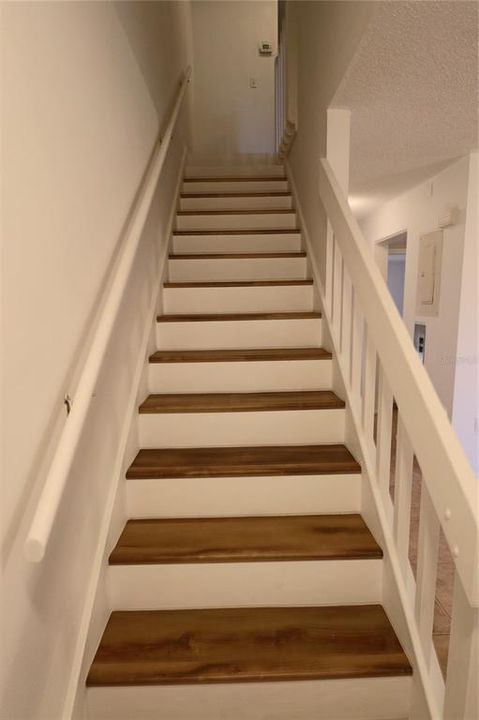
[416,229,443,316]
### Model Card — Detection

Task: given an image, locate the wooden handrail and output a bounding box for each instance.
[319,157,478,606]
[24,66,192,563]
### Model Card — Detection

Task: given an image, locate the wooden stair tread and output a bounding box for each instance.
[157,311,322,322]
[109,514,382,565]
[164,279,313,288]
[181,192,291,198]
[149,348,331,364]
[183,176,287,182]
[86,605,411,686]
[126,444,360,479]
[139,390,345,414]
[173,229,300,236]
[177,209,295,215]
[169,252,306,259]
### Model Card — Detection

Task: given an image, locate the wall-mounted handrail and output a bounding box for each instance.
[24,66,192,563]
[319,157,477,606]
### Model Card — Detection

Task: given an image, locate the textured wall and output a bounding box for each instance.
[335,1,478,209]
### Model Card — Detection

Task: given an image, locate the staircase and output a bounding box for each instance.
[85,164,412,720]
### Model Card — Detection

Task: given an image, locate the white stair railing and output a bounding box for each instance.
[318,158,478,719]
[24,66,192,564]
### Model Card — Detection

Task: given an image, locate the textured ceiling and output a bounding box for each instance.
[333,1,478,217]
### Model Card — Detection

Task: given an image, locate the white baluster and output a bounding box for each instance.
[277,51,283,148]
[279,50,284,144]
[275,57,280,152]
[415,482,440,667]
[325,228,334,319]
[341,269,353,381]
[281,38,286,138]
[350,292,364,409]
[375,365,393,507]
[281,36,286,139]
[362,328,377,459]
[393,415,414,580]
[332,239,343,340]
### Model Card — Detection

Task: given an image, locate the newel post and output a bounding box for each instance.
[443,573,478,719]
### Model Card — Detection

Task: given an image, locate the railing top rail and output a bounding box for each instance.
[24,66,192,564]
[319,157,478,606]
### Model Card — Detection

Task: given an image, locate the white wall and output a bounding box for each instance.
[0,3,191,718]
[288,1,374,283]
[190,0,277,159]
[116,0,193,135]
[361,156,477,471]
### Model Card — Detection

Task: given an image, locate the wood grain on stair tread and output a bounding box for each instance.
[183,176,287,183]
[169,252,306,259]
[109,514,382,565]
[181,192,291,198]
[126,444,361,479]
[173,228,300,235]
[163,279,313,288]
[139,390,345,414]
[86,605,411,686]
[177,209,295,215]
[149,348,332,364]
[157,311,322,322]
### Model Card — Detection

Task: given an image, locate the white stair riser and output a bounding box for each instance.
[126,474,362,518]
[148,359,333,393]
[156,318,322,350]
[87,676,411,720]
[163,285,314,314]
[167,257,307,282]
[172,232,302,254]
[138,408,345,448]
[182,179,289,194]
[179,195,293,211]
[175,212,297,231]
[184,165,285,178]
[108,559,382,610]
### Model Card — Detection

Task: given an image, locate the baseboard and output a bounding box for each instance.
[63,145,187,720]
